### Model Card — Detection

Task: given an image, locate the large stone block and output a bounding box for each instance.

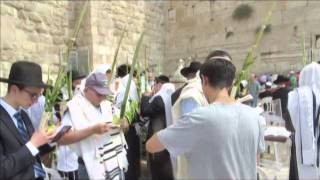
[28,12,43,23]
[3,1,24,10]
[24,2,37,12]
[1,4,17,17]
[17,10,28,20]
[35,23,48,34]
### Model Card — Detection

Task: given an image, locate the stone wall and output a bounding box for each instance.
[2,1,320,95]
[0,1,166,95]
[88,1,166,71]
[0,1,72,95]
[164,1,320,75]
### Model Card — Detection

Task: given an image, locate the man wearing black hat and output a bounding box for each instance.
[171,61,202,105]
[272,75,291,123]
[0,61,53,180]
[140,75,174,180]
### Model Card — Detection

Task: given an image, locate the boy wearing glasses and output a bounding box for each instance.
[0,61,53,180]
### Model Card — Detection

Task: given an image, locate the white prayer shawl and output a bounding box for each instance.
[149,83,175,127]
[172,74,208,123]
[171,73,208,180]
[288,62,320,179]
[115,74,139,108]
[67,93,128,180]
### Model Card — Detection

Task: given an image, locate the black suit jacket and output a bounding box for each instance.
[0,105,50,180]
[171,83,188,106]
[140,96,166,139]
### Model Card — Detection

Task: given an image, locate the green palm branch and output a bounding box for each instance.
[119,32,144,123]
[232,2,277,98]
[41,1,89,129]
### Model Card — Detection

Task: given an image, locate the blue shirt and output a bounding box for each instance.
[180,98,200,115]
[0,99,39,155]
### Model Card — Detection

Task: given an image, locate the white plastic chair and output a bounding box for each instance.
[260,98,289,176]
[259,97,273,113]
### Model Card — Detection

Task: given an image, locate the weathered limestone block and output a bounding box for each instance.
[21,42,36,52]
[1,42,16,51]
[18,10,28,20]
[35,23,48,34]
[38,34,53,44]
[49,28,65,36]
[24,2,37,12]
[53,37,65,45]
[28,12,43,23]
[1,4,17,16]
[3,1,24,10]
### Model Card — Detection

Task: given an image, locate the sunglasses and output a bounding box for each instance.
[22,89,41,100]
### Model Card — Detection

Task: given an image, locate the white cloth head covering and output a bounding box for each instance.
[149,83,175,127]
[240,80,248,88]
[299,62,320,99]
[287,62,320,178]
[94,64,111,74]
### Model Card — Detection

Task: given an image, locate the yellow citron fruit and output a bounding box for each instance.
[112,116,121,125]
[46,124,56,135]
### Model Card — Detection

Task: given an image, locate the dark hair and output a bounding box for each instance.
[106,69,111,74]
[116,64,130,78]
[155,75,170,84]
[8,83,25,92]
[200,58,236,89]
[206,50,232,61]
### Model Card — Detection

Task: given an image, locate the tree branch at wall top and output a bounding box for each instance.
[232,4,253,21]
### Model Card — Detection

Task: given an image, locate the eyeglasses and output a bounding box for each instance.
[22,89,41,100]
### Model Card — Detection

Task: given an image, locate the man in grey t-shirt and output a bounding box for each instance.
[146,51,264,179]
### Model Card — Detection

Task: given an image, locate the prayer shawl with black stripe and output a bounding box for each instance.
[67,92,128,180]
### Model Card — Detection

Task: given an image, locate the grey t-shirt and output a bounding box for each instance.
[157,102,263,179]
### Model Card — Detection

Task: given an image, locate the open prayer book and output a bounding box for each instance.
[236,94,253,103]
[50,125,71,143]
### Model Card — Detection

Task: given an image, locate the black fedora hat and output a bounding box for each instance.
[0,61,48,88]
[67,70,86,82]
[273,75,289,85]
[180,61,202,78]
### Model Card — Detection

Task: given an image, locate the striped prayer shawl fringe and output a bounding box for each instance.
[98,129,127,180]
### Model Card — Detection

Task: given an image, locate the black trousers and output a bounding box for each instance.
[125,125,141,180]
[58,170,79,180]
[148,150,174,180]
[289,135,299,180]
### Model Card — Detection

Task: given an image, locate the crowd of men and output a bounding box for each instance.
[0,50,319,180]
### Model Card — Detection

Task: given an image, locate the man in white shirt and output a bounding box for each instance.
[57,70,87,180]
[146,52,264,179]
[59,72,128,180]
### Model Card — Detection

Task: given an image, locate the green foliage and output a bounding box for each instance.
[41,1,89,129]
[232,4,253,21]
[112,100,139,125]
[226,31,234,39]
[108,28,127,86]
[300,34,308,66]
[125,100,139,124]
[233,2,277,98]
